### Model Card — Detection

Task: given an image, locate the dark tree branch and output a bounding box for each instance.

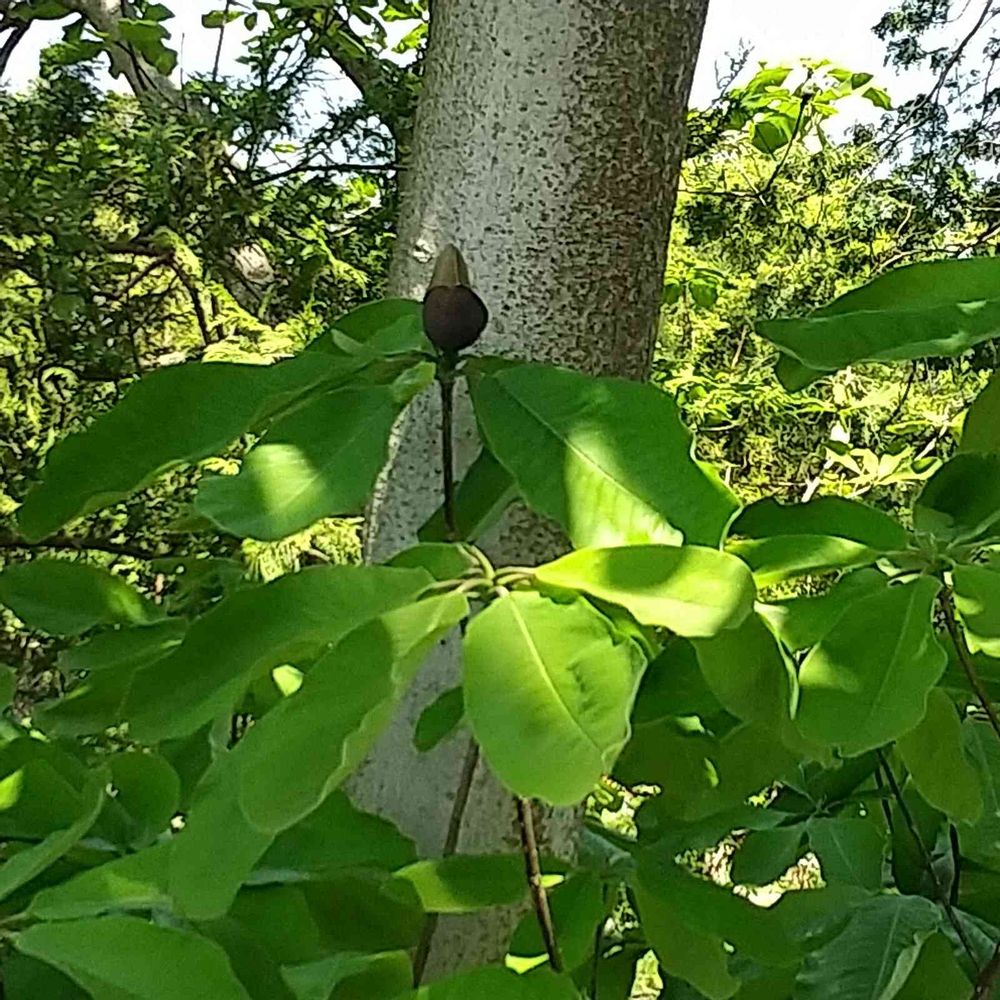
[0,533,172,562]
[941,587,1000,742]
[0,18,29,79]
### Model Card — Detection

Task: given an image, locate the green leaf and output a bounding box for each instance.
[234,593,468,833]
[0,774,104,904]
[195,385,401,540]
[418,449,517,543]
[631,638,723,723]
[58,618,187,673]
[0,664,15,711]
[759,568,889,651]
[400,966,580,999]
[914,454,1000,542]
[388,543,479,582]
[2,954,88,1000]
[534,545,755,637]
[99,751,180,848]
[471,364,738,548]
[727,535,880,588]
[794,895,941,1000]
[168,753,274,920]
[759,258,1000,390]
[961,370,1000,455]
[730,497,908,550]
[0,559,162,636]
[953,564,1000,657]
[463,591,646,805]
[898,688,983,824]
[28,843,171,920]
[730,825,805,886]
[394,854,530,914]
[863,86,893,110]
[961,720,1000,870]
[254,792,416,883]
[15,916,250,999]
[692,612,797,731]
[310,299,428,356]
[124,564,432,742]
[894,933,973,1000]
[413,686,464,752]
[281,952,411,1000]
[34,666,136,737]
[807,817,884,889]
[18,353,362,541]
[507,871,606,972]
[797,578,947,755]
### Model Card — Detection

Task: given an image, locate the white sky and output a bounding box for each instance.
[3,1,934,122]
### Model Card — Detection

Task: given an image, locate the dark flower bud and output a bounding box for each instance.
[422,245,488,353]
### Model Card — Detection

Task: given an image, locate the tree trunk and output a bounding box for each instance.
[354,0,709,976]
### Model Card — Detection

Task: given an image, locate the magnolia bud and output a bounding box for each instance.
[422,245,488,353]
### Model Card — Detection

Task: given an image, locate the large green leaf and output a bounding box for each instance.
[2,954,88,1000]
[730,497,908,550]
[913,454,1000,543]
[727,536,881,589]
[98,751,181,848]
[894,932,973,1000]
[394,854,530,914]
[794,894,941,1000]
[759,568,889,652]
[58,618,187,673]
[730,825,805,886]
[15,916,251,999]
[897,688,983,824]
[17,353,362,541]
[412,685,465,752]
[281,951,412,1000]
[759,257,1000,390]
[195,385,402,540]
[0,559,162,636]
[471,364,738,548]
[807,817,884,889]
[28,843,171,920]
[961,369,1000,455]
[235,593,468,833]
[254,792,416,883]
[797,578,947,755]
[953,564,1000,657]
[534,545,754,637]
[961,719,1000,870]
[631,637,723,723]
[124,564,432,742]
[463,591,646,805]
[692,612,797,731]
[309,298,428,356]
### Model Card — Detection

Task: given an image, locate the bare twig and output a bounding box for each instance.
[941,588,1000,741]
[760,94,811,197]
[875,750,978,965]
[211,0,231,85]
[516,797,563,972]
[0,533,168,562]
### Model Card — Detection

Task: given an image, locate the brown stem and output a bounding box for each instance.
[941,588,1000,741]
[516,797,563,973]
[875,750,977,965]
[439,372,457,541]
[975,940,1000,1000]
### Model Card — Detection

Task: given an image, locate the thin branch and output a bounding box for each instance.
[516,797,563,972]
[941,588,1000,741]
[875,750,978,965]
[251,160,399,186]
[211,0,231,85]
[0,533,169,562]
[439,372,457,541]
[760,94,811,197]
[169,263,213,346]
[0,19,28,79]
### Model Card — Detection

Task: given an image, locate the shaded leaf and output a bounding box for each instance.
[58,618,187,673]
[235,593,468,833]
[807,817,884,889]
[730,825,805,886]
[281,951,411,1000]
[913,454,1000,543]
[0,559,162,636]
[954,564,1000,657]
[18,353,361,541]
[898,688,983,824]
[961,720,1000,870]
[15,915,250,999]
[961,370,1000,455]
[124,564,432,742]
[195,386,401,540]
[413,686,464,752]
[727,535,880,589]
[394,854,529,913]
